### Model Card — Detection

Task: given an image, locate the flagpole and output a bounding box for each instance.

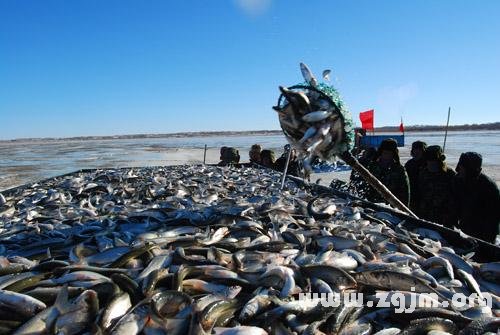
[443,107,451,153]
[373,110,375,135]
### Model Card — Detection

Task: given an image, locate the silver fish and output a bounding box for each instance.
[302,111,332,123]
[322,69,331,81]
[300,62,318,87]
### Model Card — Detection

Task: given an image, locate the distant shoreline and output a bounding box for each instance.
[2,122,499,143]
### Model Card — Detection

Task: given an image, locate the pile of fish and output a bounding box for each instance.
[0,165,499,335]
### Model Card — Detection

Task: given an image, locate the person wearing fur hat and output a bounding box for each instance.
[274,144,303,177]
[218,147,241,166]
[405,141,427,212]
[260,149,276,169]
[366,138,410,206]
[416,145,457,227]
[249,144,262,164]
[452,152,499,243]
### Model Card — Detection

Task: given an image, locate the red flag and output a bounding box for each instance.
[359,110,374,130]
[399,117,405,132]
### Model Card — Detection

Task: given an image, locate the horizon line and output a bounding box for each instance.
[2,122,499,142]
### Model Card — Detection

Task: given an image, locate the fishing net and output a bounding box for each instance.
[274,64,417,217]
[274,72,355,168]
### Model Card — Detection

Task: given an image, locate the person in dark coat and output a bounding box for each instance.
[249,144,262,164]
[367,138,410,206]
[218,147,241,166]
[274,144,303,177]
[260,149,276,169]
[453,152,500,243]
[416,145,457,228]
[405,141,427,212]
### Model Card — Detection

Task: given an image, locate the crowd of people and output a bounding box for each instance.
[216,140,499,244]
[217,144,304,177]
[349,138,500,244]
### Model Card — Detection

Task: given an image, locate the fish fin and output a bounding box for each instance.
[114,237,128,247]
[463,252,475,260]
[54,284,72,313]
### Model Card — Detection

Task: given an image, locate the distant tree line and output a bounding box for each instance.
[375,122,500,132]
[4,122,499,142]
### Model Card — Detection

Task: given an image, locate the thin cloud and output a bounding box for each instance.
[234,0,272,17]
[375,83,419,124]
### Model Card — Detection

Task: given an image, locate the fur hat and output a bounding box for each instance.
[260,149,276,163]
[377,138,399,163]
[379,138,398,153]
[222,147,240,163]
[411,141,427,151]
[220,146,228,156]
[250,144,262,153]
[457,152,482,177]
[424,145,446,162]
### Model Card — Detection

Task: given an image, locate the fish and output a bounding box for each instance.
[302,111,332,123]
[54,289,99,335]
[400,317,458,334]
[239,293,272,322]
[373,328,401,335]
[109,304,149,335]
[479,262,500,282]
[259,266,296,298]
[301,264,357,290]
[12,285,69,335]
[0,165,499,334]
[300,62,318,87]
[100,292,132,329]
[195,299,242,333]
[354,270,444,297]
[212,326,268,335]
[0,289,46,318]
[322,69,331,81]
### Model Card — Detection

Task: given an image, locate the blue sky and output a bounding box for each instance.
[1,0,499,139]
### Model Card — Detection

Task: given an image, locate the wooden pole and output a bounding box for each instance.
[203,144,207,164]
[443,107,451,153]
[280,149,293,192]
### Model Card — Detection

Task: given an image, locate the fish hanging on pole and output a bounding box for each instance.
[273,63,418,218]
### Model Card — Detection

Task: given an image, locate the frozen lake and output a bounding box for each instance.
[1,130,499,191]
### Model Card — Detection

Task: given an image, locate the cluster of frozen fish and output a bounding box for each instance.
[273,63,356,172]
[0,165,499,334]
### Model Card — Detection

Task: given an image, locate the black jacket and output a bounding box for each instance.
[366,160,410,207]
[274,156,302,177]
[417,167,456,228]
[453,173,500,243]
[405,158,426,211]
